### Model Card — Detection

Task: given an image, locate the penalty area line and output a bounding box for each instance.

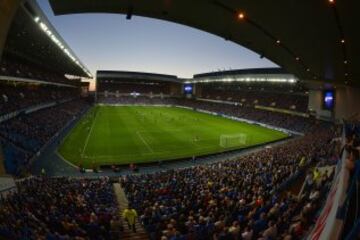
[136,130,154,153]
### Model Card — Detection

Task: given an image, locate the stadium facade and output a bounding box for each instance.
[96,68,340,121]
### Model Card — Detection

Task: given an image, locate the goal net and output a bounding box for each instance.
[219,133,247,148]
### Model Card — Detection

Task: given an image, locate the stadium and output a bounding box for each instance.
[0,0,359,239]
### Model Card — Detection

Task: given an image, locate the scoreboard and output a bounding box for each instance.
[323,90,335,110]
[183,84,193,95]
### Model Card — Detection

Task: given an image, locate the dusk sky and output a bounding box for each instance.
[38,0,277,89]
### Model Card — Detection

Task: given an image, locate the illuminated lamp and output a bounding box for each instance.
[238,12,245,19]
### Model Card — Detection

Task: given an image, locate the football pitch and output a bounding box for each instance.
[58,105,288,168]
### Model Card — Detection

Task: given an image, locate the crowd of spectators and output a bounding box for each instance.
[97,81,309,114]
[0,91,342,239]
[344,121,360,173]
[97,81,172,95]
[0,99,89,175]
[0,57,81,86]
[197,82,308,95]
[341,120,360,238]
[0,82,80,116]
[97,96,322,133]
[0,99,89,153]
[0,138,31,176]
[98,96,174,105]
[0,177,120,239]
[122,126,337,240]
[199,86,308,113]
[176,99,316,133]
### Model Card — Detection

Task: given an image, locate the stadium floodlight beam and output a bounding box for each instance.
[34,16,92,78]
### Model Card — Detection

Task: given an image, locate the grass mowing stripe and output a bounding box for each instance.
[136,131,154,153]
[59,105,289,168]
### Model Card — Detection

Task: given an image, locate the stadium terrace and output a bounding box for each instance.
[0,0,359,240]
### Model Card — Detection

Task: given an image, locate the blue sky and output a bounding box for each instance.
[38,0,277,89]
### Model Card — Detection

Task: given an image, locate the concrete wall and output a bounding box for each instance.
[308,86,360,120]
[194,83,203,97]
[334,86,360,120]
[0,176,16,194]
[308,90,333,119]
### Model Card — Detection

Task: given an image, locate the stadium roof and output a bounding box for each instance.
[97,68,297,84]
[194,68,288,79]
[4,0,92,78]
[80,81,90,87]
[97,70,180,83]
[49,0,359,86]
[190,68,296,84]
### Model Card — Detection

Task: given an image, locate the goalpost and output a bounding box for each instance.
[219,133,247,148]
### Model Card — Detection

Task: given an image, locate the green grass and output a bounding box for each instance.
[58,105,288,168]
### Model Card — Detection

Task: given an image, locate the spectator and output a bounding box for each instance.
[122,205,138,233]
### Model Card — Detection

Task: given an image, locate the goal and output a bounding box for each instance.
[219,133,247,148]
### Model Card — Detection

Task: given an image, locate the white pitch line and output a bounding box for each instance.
[136,130,154,153]
[55,151,80,169]
[81,110,98,157]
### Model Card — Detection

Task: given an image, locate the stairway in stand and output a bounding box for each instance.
[113,182,149,240]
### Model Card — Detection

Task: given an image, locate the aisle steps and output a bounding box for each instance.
[113,183,149,240]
